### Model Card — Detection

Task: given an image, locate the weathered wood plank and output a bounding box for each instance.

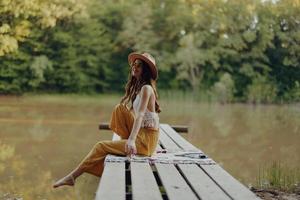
[112,133,121,141]
[156,142,163,151]
[155,163,198,200]
[99,122,188,133]
[97,123,259,200]
[131,162,163,200]
[159,128,182,151]
[160,124,200,152]
[178,164,231,200]
[201,164,261,200]
[170,125,188,133]
[95,162,125,200]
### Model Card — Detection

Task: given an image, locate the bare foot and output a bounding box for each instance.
[53,174,75,188]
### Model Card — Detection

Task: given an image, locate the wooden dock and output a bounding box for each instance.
[95,123,260,200]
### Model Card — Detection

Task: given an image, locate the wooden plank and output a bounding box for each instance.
[160,124,200,152]
[112,133,121,141]
[170,125,188,133]
[156,143,163,151]
[99,122,188,133]
[201,165,261,200]
[178,164,231,200]
[159,128,182,151]
[95,162,125,200]
[131,162,163,200]
[155,163,198,200]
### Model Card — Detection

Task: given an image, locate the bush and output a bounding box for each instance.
[282,81,300,103]
[212,73,235,103]
[246,76,277,103]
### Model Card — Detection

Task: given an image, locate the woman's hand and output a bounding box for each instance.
[125,138,137,156]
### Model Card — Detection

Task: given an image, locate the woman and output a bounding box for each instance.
[53,52,161,188]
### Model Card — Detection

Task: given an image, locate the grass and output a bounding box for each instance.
[256,161,300,192]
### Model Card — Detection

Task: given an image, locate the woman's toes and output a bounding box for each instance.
[53,175,75,188]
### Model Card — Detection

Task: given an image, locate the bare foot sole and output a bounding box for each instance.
[53,175,75,188]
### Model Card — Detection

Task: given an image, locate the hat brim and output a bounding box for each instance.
[128,53,158,80]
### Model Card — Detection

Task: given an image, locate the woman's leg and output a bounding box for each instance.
[53,140,128,188]
[109,104,134,139]
[52,166,84,188]
[53,104,135,188]
[76,140,128,177]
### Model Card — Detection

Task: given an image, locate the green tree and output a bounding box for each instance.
[247,75,278,103]
[0,0,87,56]
[0,0,299,102]
[267,0,300,100]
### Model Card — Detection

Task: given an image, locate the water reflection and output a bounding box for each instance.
[0,96,299,199]
[0,96,116,199]
[29,115,52,142]
[159,102,300,186]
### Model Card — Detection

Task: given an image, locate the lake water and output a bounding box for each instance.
[0,95,299,199]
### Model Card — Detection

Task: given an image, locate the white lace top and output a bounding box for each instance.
[133,95,159,129]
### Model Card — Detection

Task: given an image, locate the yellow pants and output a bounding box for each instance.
[77,104,159,177]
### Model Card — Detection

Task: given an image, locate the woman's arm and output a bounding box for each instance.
[125,85,152,155]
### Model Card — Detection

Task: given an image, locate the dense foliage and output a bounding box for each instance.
[0,0,299,103]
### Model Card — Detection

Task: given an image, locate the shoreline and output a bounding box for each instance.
[251,187,300,200]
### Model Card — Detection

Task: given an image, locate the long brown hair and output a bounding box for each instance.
[120,60,161,113]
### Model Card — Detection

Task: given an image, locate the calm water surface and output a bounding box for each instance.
[0,95,299,199]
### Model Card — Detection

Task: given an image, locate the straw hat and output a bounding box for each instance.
[128,52,158,80]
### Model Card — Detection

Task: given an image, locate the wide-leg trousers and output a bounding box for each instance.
[76,103,159,177]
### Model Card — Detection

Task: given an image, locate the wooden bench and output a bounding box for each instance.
[95,123,260,200]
